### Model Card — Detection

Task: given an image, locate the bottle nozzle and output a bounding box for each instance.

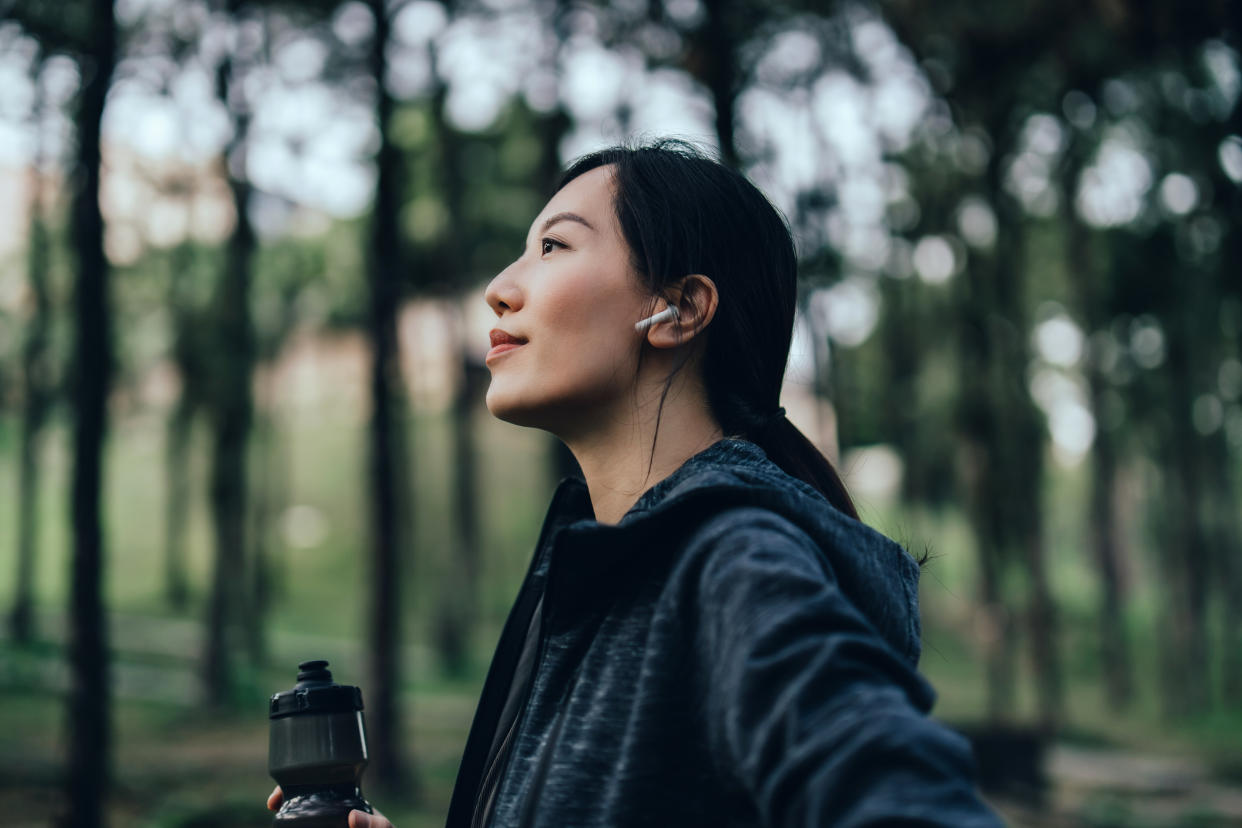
[296,660,332,683]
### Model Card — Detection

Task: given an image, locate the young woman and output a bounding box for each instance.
[271,140,1001,827]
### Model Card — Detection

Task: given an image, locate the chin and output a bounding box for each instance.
[486,387,593,440]
[485,385,547,429]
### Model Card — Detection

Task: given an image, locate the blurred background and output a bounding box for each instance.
[0,0,1240,825]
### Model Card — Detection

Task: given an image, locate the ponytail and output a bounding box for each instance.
[747,415,859,521]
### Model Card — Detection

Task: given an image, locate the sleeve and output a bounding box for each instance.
[691,510,1004,828]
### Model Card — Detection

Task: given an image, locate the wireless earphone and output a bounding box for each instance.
[634,305,679,333]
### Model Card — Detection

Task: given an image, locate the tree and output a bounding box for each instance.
[10,46,54,645]
[65,0,118,822]
[162,238,208,611]
[363,0,414,794]
[881,0,1074,728]
[203,0,261,705]
[424,0,485,677]
[690,0,746,169]
[882,0,1240,721]
[1061,123,1133,708]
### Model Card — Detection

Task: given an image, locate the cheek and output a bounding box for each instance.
[484,327,638,420]
[486,261,645,420]
[540,277,639,373]
[532,332,635,401]
[543,278,623,333]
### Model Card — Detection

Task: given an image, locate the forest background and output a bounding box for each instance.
[0,0,1240,826]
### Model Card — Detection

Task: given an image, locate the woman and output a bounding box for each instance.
[271,140,1001,827]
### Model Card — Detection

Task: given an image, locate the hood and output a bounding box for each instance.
[556,438,924,666]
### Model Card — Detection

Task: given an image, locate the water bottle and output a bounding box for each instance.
[269,660,374,827]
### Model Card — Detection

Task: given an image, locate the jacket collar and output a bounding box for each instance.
[542,439,924,666]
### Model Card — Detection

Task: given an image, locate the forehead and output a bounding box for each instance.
[535,165,617,229]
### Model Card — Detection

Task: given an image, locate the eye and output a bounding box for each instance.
[541,237,565,255]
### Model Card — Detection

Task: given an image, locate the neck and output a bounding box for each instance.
[558,375,725,525]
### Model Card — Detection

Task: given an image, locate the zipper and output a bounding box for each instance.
[471,623,549,828]
[514,685,571,827]
[471,707,519,828]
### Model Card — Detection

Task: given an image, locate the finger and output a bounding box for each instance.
[267,786,283,811]
[348,809,392,828]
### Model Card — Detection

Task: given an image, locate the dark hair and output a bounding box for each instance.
[557,139,858,520]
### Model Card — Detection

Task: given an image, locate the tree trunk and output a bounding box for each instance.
[878,276,924,497]
[1204,118,1242,707]
[955,218,1016,723]
[1216,437,1242,705]
[995,261,1061,729]
[66,0,116,824]
[1073,229,1134,707]
[700,0,740,168]
[1088,418,1133,705]
[163,389,194,610]
[428,19,484,675]
[246,378,279,665]
[830,339,859,454]
[1020,504,1060,729]
[11,135,52,645]
[962,438,1017,722]
[977,105,1061,728]
[1198,427,1239,706]
[1154,438,1209,717]
[1160,306,1212,717]
[1222,270,1242,705]
[454,357,486,615]
[205,11,256,703]
[1061,135,1134,708]
[437,343,485,676]
[365,0,412,794]
[12,362,45,644]
[163,242,199,611]
[252,273,302,611]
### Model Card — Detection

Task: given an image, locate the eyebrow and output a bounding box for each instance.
[539,211,595,235]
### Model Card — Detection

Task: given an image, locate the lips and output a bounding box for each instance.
[487,328,527,363]
[489,329,527,348]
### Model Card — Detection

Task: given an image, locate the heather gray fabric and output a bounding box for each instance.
[447,438,1002,827]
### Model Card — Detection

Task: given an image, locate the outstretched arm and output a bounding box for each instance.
[693,512,1003,827]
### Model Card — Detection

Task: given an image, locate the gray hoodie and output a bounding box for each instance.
[446,438,1002,827]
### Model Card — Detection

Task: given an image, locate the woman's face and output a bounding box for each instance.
[483,165,651,434]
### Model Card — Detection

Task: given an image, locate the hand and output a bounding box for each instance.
[266,786,394,828]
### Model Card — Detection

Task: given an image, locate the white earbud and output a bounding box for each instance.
[634,305,680,333]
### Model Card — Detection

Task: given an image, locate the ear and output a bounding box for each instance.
[644,274,719,350]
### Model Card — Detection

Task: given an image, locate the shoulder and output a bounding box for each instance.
[683,505,831,577]
[671,505,843,623]
[660,493,923,666]
[621,438,924,663]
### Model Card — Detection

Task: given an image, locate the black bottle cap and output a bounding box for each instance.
[297,660,332,683]
[270,659,365,719]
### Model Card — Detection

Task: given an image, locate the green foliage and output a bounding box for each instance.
[2,0,1241,822]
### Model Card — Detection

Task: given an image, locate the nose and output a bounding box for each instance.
[485,261,522,317]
